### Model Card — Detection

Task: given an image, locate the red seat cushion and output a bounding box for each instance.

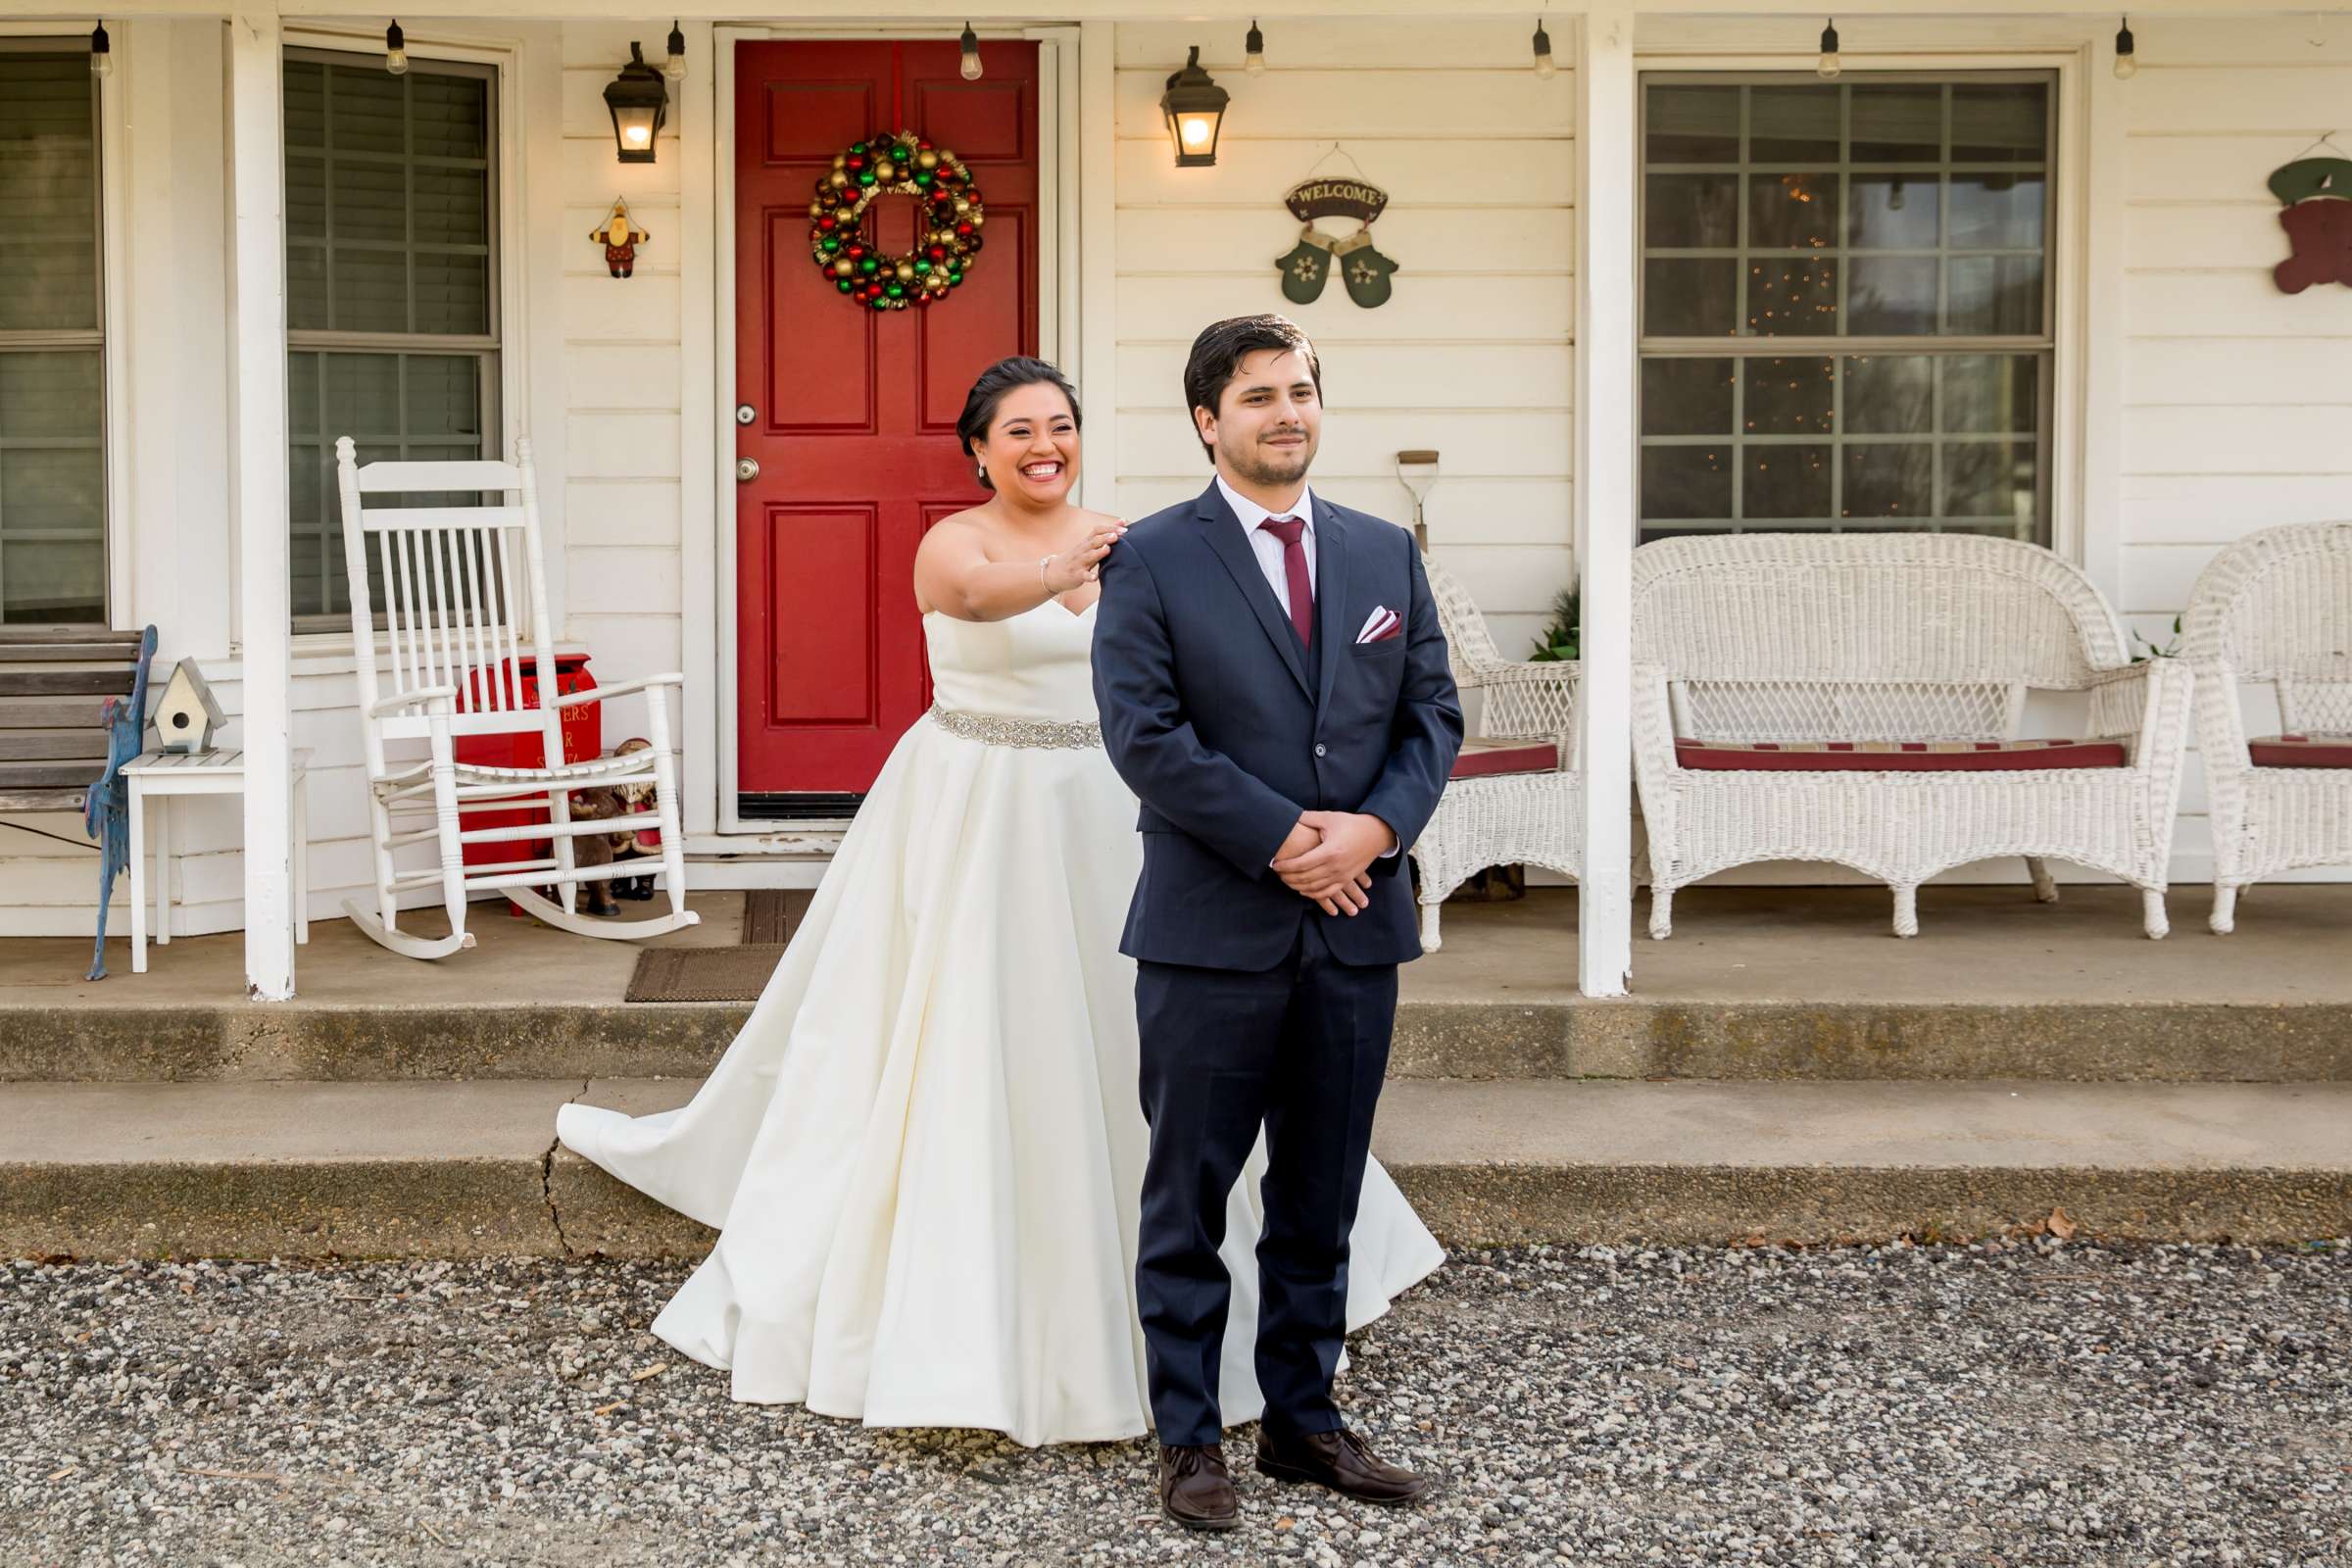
[2248,733,2352,768]
[1675,737,2129,772]
[1449,739,1559,779]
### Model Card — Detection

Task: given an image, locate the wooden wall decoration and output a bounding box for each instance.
[2269,147,2352,294]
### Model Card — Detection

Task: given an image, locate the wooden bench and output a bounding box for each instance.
[0,628,151,814]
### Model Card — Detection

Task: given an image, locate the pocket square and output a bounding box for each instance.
[1354,607,1403,645]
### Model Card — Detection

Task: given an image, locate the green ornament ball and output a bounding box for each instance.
[913,171,933,187]
[836,278,854,293]
[886,283,905,299]
[913,259,931,274]
[949,270,964,286]
[858,256,878,274]
[821,235,841,253]
[857,170,875,186]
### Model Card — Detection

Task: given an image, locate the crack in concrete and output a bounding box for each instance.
[541,1078,592,1257]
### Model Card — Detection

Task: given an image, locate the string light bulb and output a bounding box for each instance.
[664,20,686,83]
[89,21,111,79]
[2114,17,2137,79]
[385,19,408,76]
[959,22,983,81]
[1534,18,1557,78]
[1817,17,1841,79]
[1245,20,1265,76]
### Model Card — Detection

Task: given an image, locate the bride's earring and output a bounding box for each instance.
[976,465,988,485]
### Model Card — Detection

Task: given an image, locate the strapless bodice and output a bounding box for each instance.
[922,601,1099,722]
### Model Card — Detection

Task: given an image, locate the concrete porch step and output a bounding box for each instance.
[10,887,2349,1085]
[4,1078,2345,1260]
[10,995,2350,1085]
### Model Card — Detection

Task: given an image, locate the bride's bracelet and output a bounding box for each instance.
[1038,554,1059,598]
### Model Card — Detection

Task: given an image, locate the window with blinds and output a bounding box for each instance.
[1638,74,2056,547]
[284,50,499,625]
[0,46,106,625]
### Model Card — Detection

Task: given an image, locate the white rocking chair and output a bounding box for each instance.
[333,435,699,958]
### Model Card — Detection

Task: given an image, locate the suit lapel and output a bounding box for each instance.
[1312,496,1350,716]
[1193,483,1312,699]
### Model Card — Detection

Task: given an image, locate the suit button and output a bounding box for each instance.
[1314,743,1327,758]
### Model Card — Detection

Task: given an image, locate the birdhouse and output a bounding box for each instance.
[152,658,226,754]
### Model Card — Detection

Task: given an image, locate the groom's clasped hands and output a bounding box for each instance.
[1272,810,1397,915]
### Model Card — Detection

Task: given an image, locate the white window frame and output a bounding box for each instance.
[277,23,525,652]
[0,28,129,628]
[1631,38,2099,586]
[1636,68,2062,547]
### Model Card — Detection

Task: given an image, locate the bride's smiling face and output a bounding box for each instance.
[973,384,1080,506]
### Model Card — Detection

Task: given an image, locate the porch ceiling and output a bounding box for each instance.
[50,0,2331,22]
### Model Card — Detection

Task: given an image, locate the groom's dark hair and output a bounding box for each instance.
[1182,315,1322,465]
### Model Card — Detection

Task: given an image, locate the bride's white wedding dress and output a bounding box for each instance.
[557,598,1444,1447]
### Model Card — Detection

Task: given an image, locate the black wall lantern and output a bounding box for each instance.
[603,42,669,164]
[1159,45,1229,169]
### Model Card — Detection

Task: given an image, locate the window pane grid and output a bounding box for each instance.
[285,49,499,625]
[0,46,107,624]
[1640,73,2053,546]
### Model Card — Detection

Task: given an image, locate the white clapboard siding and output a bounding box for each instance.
[566,478,685,548]
[1118,340,1574,411]
[1108,17,1579,745]
[555,21,689,841]
[2119,16,2352,850]
[1115,138,1576,211]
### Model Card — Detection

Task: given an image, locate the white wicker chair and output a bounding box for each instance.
[1631,534,2193,940]
[2182,520,2352,933]
[1408,551,1581,952]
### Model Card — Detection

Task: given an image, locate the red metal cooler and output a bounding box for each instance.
[453,652,600,872]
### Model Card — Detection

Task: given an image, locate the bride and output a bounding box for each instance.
[557,356,1443,1448]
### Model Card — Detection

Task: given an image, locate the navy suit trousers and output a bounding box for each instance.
[1133,917,1396,1447]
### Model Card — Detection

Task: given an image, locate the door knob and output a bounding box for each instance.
[736,458,760,482]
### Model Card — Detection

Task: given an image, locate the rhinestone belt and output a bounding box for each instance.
[927,702,1102,750]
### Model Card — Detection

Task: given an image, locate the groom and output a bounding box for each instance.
[1093,315,1463,1530]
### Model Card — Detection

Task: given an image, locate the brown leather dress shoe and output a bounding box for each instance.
[1254,1427,1434,1506]
[1158,1443,1240,1531]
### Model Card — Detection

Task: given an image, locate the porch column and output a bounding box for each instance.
[1574,7,1637,998]
[227,14,295,1000]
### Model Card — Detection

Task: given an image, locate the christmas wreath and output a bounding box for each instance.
[808,131,985,312]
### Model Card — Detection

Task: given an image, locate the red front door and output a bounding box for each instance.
[734,38,1040,808]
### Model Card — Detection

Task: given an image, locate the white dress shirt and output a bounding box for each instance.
[1214,474,1399,860]
[1216,472,1316,619]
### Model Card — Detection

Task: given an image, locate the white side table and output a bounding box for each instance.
[122,748,312,975]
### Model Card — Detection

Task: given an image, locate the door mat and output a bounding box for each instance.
[625,944,790,1003]
[743,887,808,945]
[624,889,811,1002]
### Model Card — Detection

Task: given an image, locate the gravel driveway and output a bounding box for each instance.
[3,1241,2345,1567]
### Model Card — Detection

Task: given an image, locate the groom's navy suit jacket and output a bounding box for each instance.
[1093,481,1463,971]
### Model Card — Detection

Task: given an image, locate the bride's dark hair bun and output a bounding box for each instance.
[957,357,1082,491]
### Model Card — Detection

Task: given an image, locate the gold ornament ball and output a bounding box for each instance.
[894,261,915,282]
[953,198,972,217]
[874,160,896,181]
[828,170,850,189]
[832,154,847,171]
[968,211,985,228]
[808,201,825,220]
[916,149,940,172]
[832,258,855,277]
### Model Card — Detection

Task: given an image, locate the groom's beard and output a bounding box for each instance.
[1220,426,1316,488]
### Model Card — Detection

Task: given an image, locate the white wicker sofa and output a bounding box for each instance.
[1407,551,1581,952]
[1631,534,2193,940]
[2182,520,2352,933]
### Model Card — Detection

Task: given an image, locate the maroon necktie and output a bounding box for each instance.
[1257,516,1313,647]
